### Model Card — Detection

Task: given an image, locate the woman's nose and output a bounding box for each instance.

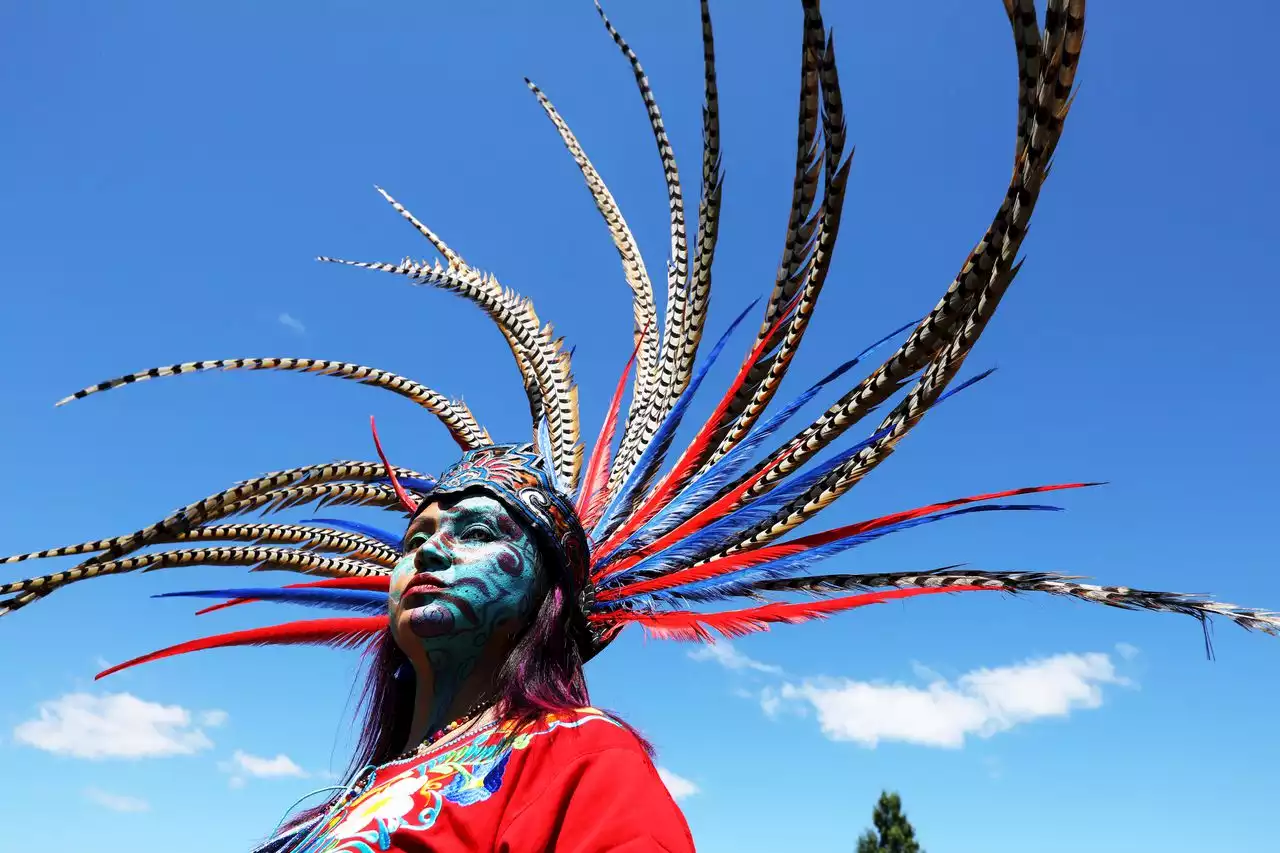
[413,536,451,573]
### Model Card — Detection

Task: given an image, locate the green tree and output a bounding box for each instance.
[855,791,924,853]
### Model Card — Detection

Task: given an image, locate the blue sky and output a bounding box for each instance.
[2,1,1278,851]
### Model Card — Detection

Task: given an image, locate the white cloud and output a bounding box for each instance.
[278,312,306,334]
[1115,642,1140,660]
[688,641,782,675]
[13,693,223,759]
[656,767,700,801]
[84,787,150,813]
[221,750,308,787]
[772,652,1129,749]
[199,710,229,728]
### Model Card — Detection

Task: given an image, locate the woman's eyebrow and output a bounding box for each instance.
[443,504,503,525]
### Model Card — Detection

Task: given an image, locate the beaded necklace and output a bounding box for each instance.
[409,695,496,758]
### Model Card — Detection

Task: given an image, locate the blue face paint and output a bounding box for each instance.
[390,494,541,732]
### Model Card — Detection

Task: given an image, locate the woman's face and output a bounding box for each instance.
[389,494,541,657]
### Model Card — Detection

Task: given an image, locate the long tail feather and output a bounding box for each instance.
[593,290,804,550]
[193,576,391,616]
[590,300,757,541]
[747,568,1280,638]
[602,500,1073,604]
[55,357,490,451]
[593,318,918,564]
[370,416,420,515]
[595,586,994,641]
[303,518,404,551]
[156,587,389,614]
[577,325,648,530]
[95,617,387,679]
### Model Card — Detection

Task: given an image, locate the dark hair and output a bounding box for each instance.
[264,519,650,847]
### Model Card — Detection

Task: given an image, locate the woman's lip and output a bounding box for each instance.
[403,576,447,597]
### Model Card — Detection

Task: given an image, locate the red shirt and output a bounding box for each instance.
[282,708,694,852]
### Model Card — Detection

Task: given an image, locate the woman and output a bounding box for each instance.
[3,1,1278,850]
[251,464,696,852]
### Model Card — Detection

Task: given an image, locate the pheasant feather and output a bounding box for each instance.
[590,300,757,542]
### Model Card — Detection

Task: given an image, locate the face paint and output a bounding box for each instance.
[390,494,541,664]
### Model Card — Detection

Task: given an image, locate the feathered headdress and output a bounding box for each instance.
[6,0,1279,678]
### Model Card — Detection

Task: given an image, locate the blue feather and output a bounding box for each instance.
[375,476,437,494]
[153,587,389,613]
[619,504,1062,608]
[597,358,863,565]
[599,424,894,584]
[599,364,998,584]
[536,415,568,495]
[594,317,919,564]
[591,299,759,541]
[304,518,405,550]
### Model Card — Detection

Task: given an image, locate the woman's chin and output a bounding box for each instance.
[401,601,462,639]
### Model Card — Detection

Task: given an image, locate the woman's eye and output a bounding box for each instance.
[406,532,428,549]
[462,526,495,542]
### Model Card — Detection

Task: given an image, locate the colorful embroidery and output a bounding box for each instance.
[300,709,616,853]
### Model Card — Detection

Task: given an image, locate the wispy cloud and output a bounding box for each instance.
[200,710,230,728]
[221,750,308,788]
[278,312,306,334]
[688,641,782,675]
[84,787,150,813]
[656,767,700,801]
[14,693,225,760]
[1115,642,1140,660]
[768,652,1129,749]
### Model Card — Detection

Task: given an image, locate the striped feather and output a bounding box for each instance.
[702,0,827,454]
[598,318,919,560]
[593,290,807,554]
[303,518,404,551]
[0,546,386,618]
[590,300,757,542]
[712,365,1002,557]
[602,480,1095,602]
[748,568,1280,638]
[672,0,723,417]
[521,78,658,481]
[317,255,579,485]
[56,357,489,450]
[592,347,874,566]
[595,367,991,581]
[707,10,852,464]
[619,504,1062,607]
[593,1,691,483]
[599,424,897,582]
[723,0,1086,501]
[0,462,424,568]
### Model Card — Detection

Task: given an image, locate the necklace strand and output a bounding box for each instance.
[411,695,495,757]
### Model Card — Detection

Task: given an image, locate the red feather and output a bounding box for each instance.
[594,586,996,641]
[592,293,805,560]
[370,415,420,515]
[193,576,392,616]
[578,323,649,531]
[95,616,386,679]
[592,449,791,581]
[598,482,1097,600]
